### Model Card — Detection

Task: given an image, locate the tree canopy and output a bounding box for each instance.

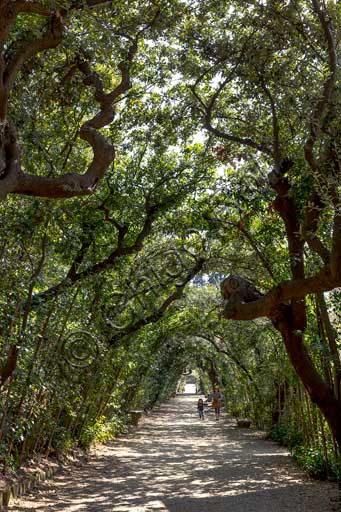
[1,0,341,479]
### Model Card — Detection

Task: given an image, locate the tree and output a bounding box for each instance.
[175,0,341,447]
[0,0,179,199]
[2,0,341,472]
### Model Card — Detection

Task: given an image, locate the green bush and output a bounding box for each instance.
[293,446,328,479]
[272,425,341,480]
[80,415,128,449]
[51,427,74,454]
[270,423,303,448]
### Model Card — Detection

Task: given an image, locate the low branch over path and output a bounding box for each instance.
[10,395,339,511]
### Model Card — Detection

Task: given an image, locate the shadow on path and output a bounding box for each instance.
[10,395,339,511]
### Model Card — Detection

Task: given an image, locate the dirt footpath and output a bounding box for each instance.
[10,395,340,511]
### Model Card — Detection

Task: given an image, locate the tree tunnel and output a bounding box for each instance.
[0,0,341,481]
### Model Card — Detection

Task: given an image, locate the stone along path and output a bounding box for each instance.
[10,395,340,511]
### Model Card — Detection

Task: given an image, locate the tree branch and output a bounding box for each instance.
[14,1,51,16]
[304,0,338,172]
[259,76,281,168]
[109,257,206,345]
[238,224,276,281]
[316,292,341,399]
[268,159,305,280]
[4,37,138,199]
[197,333,259,392]
[330,186,341,279]
[206,214,275,281]
[203,110,271,155]
[31,200,158,305]
[4,12,63,93]
[0,345,19,389]
[192,41,272,155]
[0,6,162,200]
[302,190,330,264]
[222,266,338,321]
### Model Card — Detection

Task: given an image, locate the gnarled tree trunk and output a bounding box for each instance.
[276,307,341,448]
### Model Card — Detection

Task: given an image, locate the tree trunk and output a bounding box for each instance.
[0,344,19,388]
[271,381,288,427]
[316,292,341,400]
[207,359,219,390]
[276,306,341,448]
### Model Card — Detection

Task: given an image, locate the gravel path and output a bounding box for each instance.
[10,395,340,511]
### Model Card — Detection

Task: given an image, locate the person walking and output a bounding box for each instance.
[197,398,205,420]
[212,386,222,421]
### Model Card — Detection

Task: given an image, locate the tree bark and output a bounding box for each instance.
[0,4,148,200]
[316,292,341,400]
[275,306,341,448]
[0,345,19,388]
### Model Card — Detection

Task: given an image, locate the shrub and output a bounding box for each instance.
[51,427,74,454]
[270,423,303,449]
[293,446,328,479]
[79,415,128,449]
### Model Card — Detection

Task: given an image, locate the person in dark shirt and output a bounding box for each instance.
[197,398,204,420]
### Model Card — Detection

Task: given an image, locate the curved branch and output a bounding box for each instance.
[222,267,338,321]
[5,39,138,199]
[4,12,63,92]
[304,0,338,172]
[302,190,330,264]
[109,257,206,345]
[203,112,271,155]
[1,7,160,200]
[259,76,281,167]
[197,333,259,392]
[191,65,271,154]
[31,200,158,305]
[14,1,51,16]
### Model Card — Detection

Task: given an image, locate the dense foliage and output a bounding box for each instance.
[0,0,341,480]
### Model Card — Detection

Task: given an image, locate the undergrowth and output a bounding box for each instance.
[271,423,341,480]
